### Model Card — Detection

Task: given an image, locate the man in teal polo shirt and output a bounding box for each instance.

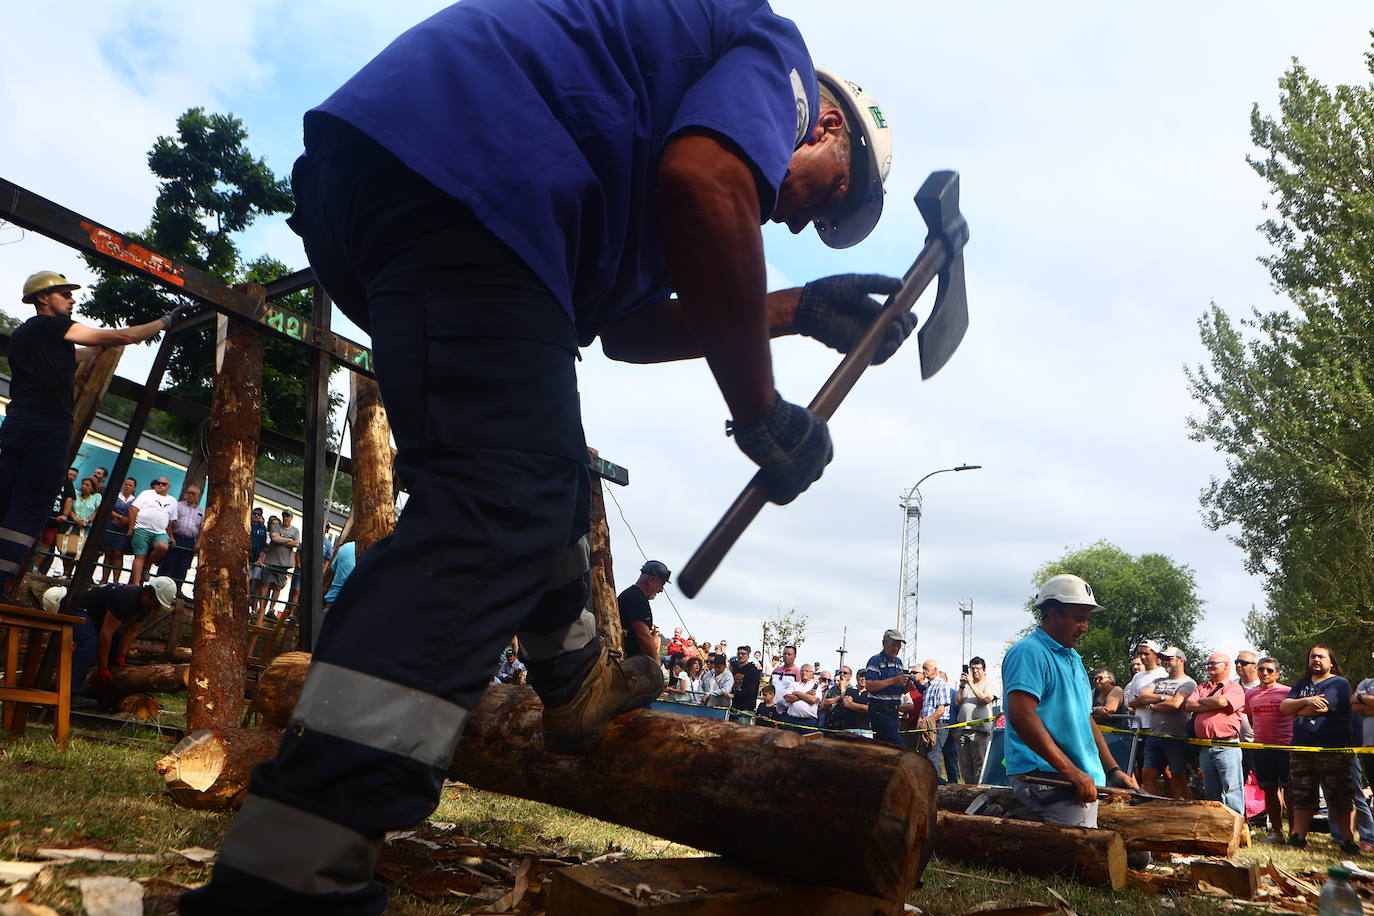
[1005,574,1137,827]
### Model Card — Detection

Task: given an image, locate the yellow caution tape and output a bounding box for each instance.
[1097,724,1374,754]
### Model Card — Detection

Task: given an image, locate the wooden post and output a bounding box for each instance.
[186,304,263,732]
[67,345,123,463]
[348,373,396,556]
[586,448,621,653]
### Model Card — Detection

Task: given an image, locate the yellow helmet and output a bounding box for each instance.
[21,271,81,305]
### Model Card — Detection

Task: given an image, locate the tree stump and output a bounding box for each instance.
[244,651,311,727]
[155,727,284,810]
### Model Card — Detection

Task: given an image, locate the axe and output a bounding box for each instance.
[677,170,970,598]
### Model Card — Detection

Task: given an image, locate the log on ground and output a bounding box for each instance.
[935,811,1126,889]
[244,651,311,727]
[451,685,937,903]
[116,694,161,720]
[160,676,936,903]
[100,663,189,696]
[936,783,1244,857]
[125,640,192,664]
[154,727,284,810]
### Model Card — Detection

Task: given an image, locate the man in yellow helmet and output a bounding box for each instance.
[0,272,176,589]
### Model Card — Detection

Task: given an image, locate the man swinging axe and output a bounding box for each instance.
[184,1,907,912]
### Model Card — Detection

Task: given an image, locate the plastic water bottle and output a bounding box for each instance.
[1319,866,1362,916]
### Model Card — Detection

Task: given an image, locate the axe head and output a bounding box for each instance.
[914,170,970,380]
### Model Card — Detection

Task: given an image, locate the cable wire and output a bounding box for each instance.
[604,483,691,635]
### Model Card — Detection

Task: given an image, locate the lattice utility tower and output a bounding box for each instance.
[959,598,974,666]
[896,489,923,668]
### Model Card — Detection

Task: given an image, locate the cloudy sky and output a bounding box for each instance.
[3,3,1371,680]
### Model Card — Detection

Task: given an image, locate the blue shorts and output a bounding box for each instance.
[1143,735,1189,773]
[130,528,169,556]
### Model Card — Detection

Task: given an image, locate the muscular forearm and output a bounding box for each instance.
[655,132,773,425]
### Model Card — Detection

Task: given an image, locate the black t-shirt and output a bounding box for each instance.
[730,662,762,711]
[616,585,653,657]
[9,315,76,420]
[79,584,151,629]
[50,479,76,519]
[829,686,870,730]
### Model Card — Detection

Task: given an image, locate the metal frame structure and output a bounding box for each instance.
[0,175,630,649]
[895,464,981,667]
[958,598,973,667]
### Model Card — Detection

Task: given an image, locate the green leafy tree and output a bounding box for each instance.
[761,607,809,666]
[78,109,315,438]
[1186,41,1374,675]
[1027,542,1205,681]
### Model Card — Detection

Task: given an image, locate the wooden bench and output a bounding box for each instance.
[0,602,84,748]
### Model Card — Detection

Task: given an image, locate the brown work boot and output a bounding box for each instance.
[541,649,664,755]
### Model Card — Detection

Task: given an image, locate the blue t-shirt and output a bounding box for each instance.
[324,540,357,604]
[1003,627,1104,783]
[1289,674,1353,748]
[862,651,908,705]
[311,0,817,344]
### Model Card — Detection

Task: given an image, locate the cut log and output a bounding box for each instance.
[451,685,937,902]
[1190,859,1259,899]
[936,783,1244,857]
[244,651,311,728]
[188,308,263,731]
[162,678,937,903]
[125,640,192,664]
[101,663,189,696]
[935,811,1126,890]
[116,694,161,721]
[586,447,621,654]
[155,727,283,810]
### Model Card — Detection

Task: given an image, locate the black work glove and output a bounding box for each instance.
[795,273,913,364]
[730,393,833,506]
[161,302,191,329]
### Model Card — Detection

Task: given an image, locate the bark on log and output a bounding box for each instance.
[187,309,263,732]
[586,448,621,654]
[68,346,124,462]
[936,783,1244,856]
[155,727,283,810]
[163,679,937,902]
[125,640,192,664]
[349,374,396,556]
[452,686,936,902]
[244,651,311,728]
[116,694,161,720]
[935,811,1126,889]
[103,663,189,695]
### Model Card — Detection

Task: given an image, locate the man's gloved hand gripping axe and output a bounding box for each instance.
[678,170,971,598]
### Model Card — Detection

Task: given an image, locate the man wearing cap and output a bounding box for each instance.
[617,561,670,659]
[1134,647,1196,799]
[184,1,906,909]
[862,629,916,747]
[69,576,177,696]
[0,272,174,591]
[1004,574,1137,827]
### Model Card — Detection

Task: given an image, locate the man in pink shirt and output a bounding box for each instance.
[1245,656,1292,841]
[1183,652,1246,815]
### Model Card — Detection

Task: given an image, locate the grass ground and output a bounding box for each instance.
[0,717,1358,915]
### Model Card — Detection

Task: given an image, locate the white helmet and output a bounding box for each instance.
[1034,574,1103,611]
[147,576,177,609]
[814,69,893,249]
[42,586,68,614]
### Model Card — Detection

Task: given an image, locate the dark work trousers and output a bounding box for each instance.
[182,117,600,916]
[0,410,71,587]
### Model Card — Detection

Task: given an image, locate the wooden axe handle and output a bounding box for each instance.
[677,238,949,598]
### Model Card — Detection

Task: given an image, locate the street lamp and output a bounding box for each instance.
[896,464,981,667]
